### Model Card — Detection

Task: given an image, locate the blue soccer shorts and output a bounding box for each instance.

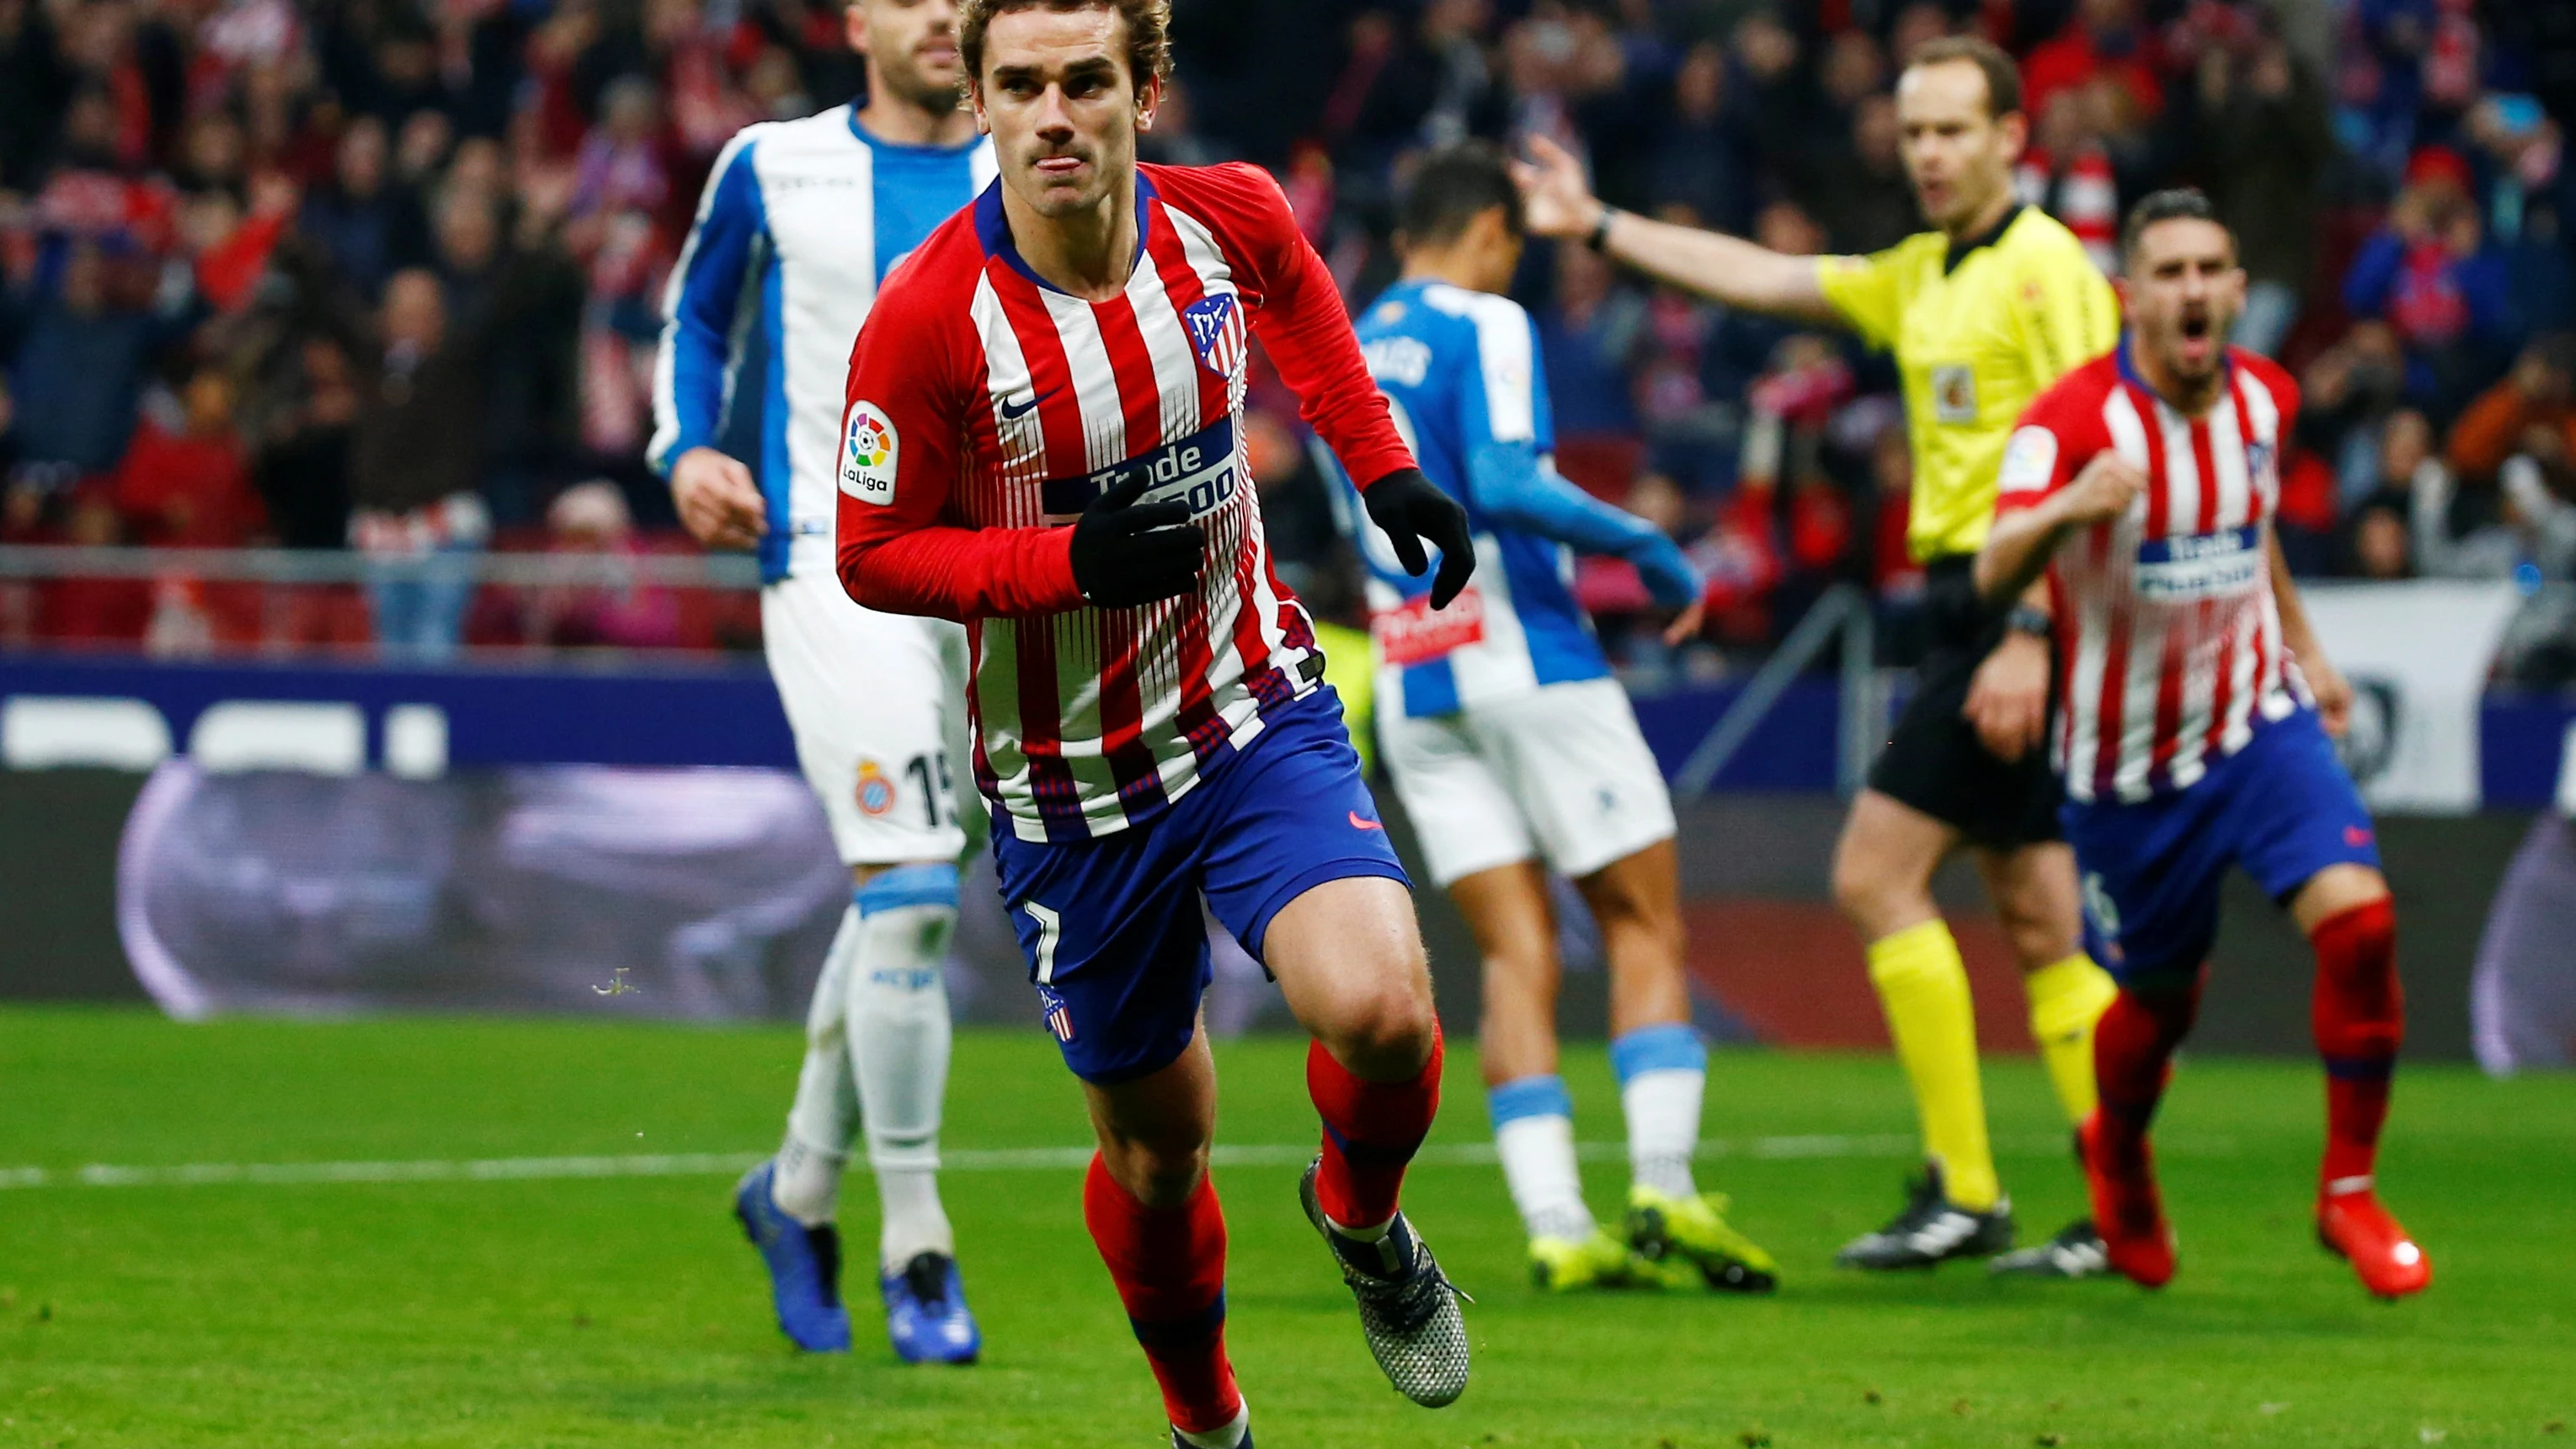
[989,686,1411,1085]
[2061,707,2382,986]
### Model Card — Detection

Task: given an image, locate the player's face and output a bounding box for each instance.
[1893,60,2024,232]
[973,5,1160,219]
[2122,218,2244,382]
[849,0,965,113]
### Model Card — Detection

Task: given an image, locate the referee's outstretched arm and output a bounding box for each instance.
[1512,134,1843,327]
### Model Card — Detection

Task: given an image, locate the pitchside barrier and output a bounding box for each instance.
[2,554,2570,1068]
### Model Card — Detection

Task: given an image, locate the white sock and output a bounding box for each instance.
[851,865,960,1270]
[772,905,864,1226]
[1613,1025,1707,1201]
[1488,1075,1594,1243]
[1173,1401,1251,1449]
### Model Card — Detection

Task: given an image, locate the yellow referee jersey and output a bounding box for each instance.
[1816,206,2117,562]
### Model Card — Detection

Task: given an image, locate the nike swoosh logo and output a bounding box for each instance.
[999,391,1052,421]
[1349,812,1383,831]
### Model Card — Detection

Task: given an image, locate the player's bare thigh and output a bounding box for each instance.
[1831,788,1962,939]
[1450,859,1560,1087]
[2291,863,2392,935]
[1266,876,1439,1082]
[1083,1022,1219,1208]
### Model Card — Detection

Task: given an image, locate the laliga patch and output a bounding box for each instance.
[840,402,899,505]
[1998,426,2058,496]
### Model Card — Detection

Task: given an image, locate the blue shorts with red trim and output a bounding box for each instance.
[2062,706,2381,986]
[990,686,1410,1084]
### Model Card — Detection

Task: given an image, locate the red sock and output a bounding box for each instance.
[1305,1025,1443,1230]
[2092,970,2205,1157]
[1081,1155,1240,1436]
[2312,898,2403,1196]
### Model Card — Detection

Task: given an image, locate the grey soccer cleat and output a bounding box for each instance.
[1989,1217,2113,1278]
[1297,1157,1470,1408]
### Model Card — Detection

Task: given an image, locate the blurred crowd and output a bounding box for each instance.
[1,0,2573,668]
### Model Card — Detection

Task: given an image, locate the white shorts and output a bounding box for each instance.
[761,567,971,866]
[1378,675,1676,888]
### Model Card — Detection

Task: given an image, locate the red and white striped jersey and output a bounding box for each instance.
[835,162,1414,843]
[1996,345,2309,805]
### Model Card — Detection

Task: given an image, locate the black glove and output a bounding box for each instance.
[1363,466,1475,609]
[1069,468,1206,610]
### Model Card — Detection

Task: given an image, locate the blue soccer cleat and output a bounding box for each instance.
[881,1250,980,1364]
[732,1162,852,1352]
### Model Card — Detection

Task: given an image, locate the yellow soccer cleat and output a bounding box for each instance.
[1527,1229,1682,1292]
[1626,1188,1780,1293]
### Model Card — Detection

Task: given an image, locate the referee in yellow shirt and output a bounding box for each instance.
[1515,35,2122,1276]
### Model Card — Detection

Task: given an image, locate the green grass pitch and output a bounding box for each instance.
[1,1006,2569,1447]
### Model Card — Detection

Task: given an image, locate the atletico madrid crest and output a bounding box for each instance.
[1183,292,1245,380]
[1037,983,1075,1041]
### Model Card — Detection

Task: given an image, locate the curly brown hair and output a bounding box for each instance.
[958,0,1173,93]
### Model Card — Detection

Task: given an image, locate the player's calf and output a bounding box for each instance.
[1085,1156,1245,1441]
[2305,891,2429,1299]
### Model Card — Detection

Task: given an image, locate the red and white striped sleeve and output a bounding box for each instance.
[835,229,1085,622]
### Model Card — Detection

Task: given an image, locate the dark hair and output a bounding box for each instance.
[1905,35,2021,119]
[2120,187,2227,264]
[959,0,1173,92]
[1397,142,1523,248]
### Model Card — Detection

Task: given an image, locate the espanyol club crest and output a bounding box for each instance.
[1183,292,1245,380]
[855,759,899,817]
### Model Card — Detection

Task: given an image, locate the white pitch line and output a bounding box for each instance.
[0,1132,2227,1193]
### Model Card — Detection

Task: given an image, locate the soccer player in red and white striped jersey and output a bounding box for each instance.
[835,3,1479,1440]
[1977,190,2429,1300]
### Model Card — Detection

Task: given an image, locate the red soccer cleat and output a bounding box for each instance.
[2317,1188,2432,1299]
[2078,1112,2177,1288]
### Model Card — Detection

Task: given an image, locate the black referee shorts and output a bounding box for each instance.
[1864,556,2064,850]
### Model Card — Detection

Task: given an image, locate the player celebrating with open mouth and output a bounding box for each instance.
[1975,190,2430,1299]
[835,2,1480,1442]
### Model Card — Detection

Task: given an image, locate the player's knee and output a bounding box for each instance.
[2312,896,2403,1054]
[1101,1135,1209,1209]
[1323,973,1438,1079]
[1830,846,1907,936]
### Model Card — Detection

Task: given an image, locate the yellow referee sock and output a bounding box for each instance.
[2025,952,2119,1127]
[1866,920,2000,1211]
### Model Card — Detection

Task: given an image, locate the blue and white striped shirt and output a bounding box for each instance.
[1331,279,1699,718]
[649,108,994,583]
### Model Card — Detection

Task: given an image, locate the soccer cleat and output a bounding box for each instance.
[1298,1157,1470,1408]
[1528,1229,1679,1292]
[2317,1187,2432,1300]
[1626,1187,1779,1292]
[732,1161,852,1351]
[1987,1217,2114,1278]
[880,1250,981,1364]
[1834,1164,2014,1270]
[2078,1114,2177,1288]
